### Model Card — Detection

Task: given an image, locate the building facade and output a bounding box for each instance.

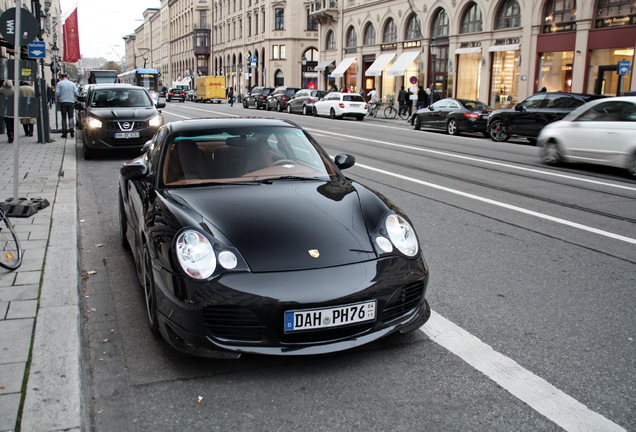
[312,0,635,107]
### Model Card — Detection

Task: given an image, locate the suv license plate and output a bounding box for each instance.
[114,132,140,139]
[284,300,376,333]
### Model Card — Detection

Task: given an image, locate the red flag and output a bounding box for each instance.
[63,8,81,63]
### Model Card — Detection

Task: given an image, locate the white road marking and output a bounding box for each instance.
[422,312,626,432]
[308,128,636,192]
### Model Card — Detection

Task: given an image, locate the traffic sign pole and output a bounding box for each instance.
[13,0,21,202]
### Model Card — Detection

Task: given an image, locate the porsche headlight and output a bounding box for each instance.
[86,116,102,129]
[148,114,163,127]
[376,214,419,257]
[176,230,216,279]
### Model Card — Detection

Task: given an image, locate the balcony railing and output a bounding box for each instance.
[309,0,338,24]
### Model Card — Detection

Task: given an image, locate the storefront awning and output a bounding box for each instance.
[365,53,396,76]
[488,44,520,52]
[331,57,357,77]
[315,59,335,72]
[386,51,420,77]
[454,47,482,54]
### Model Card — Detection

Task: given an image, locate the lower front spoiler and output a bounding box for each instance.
[156,300,431,359]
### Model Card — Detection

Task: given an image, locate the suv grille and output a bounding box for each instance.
[105,121,147,130]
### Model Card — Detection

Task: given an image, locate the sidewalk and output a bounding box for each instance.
[0,110,81,432]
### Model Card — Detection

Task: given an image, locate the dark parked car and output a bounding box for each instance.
[78,83,165,159]
[487,91,605,144]
[243,86,274,109]
[166,87,186,102]
[286,89,328,115]
[266,86,301,111]
[410,98,492,136]
[118,117,431,358]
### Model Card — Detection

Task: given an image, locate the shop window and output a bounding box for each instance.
[491,49,520,108]
[461,2,483,34]
[363,23,376,45]
[383,18,397,43]
[543,0,577,32]
[346,26,357,48]
[537,51,574,92]
[326,30,336,50]
[405,13,422,40]
[496,0,521,29]
[431,9,449,37]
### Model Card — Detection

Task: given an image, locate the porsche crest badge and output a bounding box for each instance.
[308,249,320,258]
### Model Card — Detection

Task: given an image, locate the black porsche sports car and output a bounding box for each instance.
[119,118,430,358]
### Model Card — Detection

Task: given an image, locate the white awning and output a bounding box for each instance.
[364,53,396,77]
[331,57,357,77]
[454,47,482,55]
[386,51,420,77]
[488,44,520,52]
[314,59,335,72]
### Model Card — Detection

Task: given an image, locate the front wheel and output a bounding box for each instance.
[413,116,422,130]
[488,119,510,142]
[142,246,159,335]
[0,210,22,271]
[447,118,460,136]
[541,141,562,166]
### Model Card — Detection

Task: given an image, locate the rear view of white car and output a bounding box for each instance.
[538,96,636,177]
[313,92,367,121]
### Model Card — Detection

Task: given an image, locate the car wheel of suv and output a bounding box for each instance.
[330,108,337,119]
[541,140,562,166]
[447,119,460,135]
[413,116,422,130]
[488,119,510,142]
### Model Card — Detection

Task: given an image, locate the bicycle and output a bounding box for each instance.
[0,207,22,271]
[367,100,382,117]
[383,103,410,121]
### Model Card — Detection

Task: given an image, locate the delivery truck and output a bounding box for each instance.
[195,76,226,103]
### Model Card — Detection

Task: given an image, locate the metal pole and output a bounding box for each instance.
[13,0,21,202]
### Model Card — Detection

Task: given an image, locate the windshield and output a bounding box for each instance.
[90,89,153,108]
[161,126,337,186]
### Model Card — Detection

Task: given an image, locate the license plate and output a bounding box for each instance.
[114,132,140,139]
[350,103,361,108]
[284,300,376,332]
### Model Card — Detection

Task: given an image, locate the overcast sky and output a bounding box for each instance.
[60,0,159,61]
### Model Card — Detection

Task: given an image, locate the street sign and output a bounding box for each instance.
[618,60,630,76]
[249,55,257,63]
[0,8,40,46]
[28,41,46,58]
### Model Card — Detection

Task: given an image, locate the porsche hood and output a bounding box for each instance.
[166,181,379,272]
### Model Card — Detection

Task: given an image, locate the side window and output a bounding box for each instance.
[576,101,636,122]
[431,100,449,109]
[547,95,581,109]
[447,101,461,110]
[520,94,546,109]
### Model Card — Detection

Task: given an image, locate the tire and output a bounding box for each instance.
[330,108,337,119]
[142,245,159,335]
[447,118,460,136]
[384,106,397,119]
[277,102,282,112]
[488,119,510,142]
[541,140,562,166]
[118,191,130,250]
[356,115,364,121]
[413,116,422,130]
[287,104,292,114]
[312,107,318,117]
[243,100,248,108]
[0,209,22,271]
[302,105,308,116]
[628,154,636,178]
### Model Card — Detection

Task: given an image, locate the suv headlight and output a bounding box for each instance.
[86,116,102,129]
[148,114,163,127]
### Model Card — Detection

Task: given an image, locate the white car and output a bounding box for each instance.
[313,92,367,121]
[538,96,636,177]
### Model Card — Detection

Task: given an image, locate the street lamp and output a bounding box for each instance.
[300,55,307,88]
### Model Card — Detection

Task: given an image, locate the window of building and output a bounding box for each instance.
[496,0,521,29]
[405,13,422,40]
[382,18,397,43]
[595,0,635,27]
[275,7,284,30]
[543,0,577,32]
[248,15,252,36]
[326,30,336,50]
[200,11,207,28]
[461,2,483,33]
[363,23,376,45]
[346,26,357,48]
[432,9,449,38]
[307,8,318,31]
[272,45,286,60]
[275,70,284,87]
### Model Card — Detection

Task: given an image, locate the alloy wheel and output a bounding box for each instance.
[489,119,510,142]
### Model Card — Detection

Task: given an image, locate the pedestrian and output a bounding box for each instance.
[55,73,78,138]
[368,87,379,103]
[406,87,414,116]
[47,84,55,108]
[19,81,36,137]
[398,85,408,116]
[539,86,547,92]
[429,87,440,103]
[416,85,429,110]
[0,80,15,143]
[227,86,235,106]
[359,88,366,101]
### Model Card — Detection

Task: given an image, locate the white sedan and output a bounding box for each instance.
[537,96,636,177]
[313,92,367,121]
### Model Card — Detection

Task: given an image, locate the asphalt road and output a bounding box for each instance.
[76,100,635,431]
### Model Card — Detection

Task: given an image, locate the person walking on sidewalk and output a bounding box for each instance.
[56,73,78,138]
[19,81,36,137]
[0,80,15,143]
[227,87,235,106]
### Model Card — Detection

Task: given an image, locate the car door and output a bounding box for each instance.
[508,93,547,136]
[566,100,636,165]
[421,100,447,128]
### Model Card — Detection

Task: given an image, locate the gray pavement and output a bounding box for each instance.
[0,110,81,432]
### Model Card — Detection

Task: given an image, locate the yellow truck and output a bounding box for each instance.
[195,76,226,103]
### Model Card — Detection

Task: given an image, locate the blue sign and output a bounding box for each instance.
[618,60,630,76]
[28,41,46,58]
[249,55,257,63]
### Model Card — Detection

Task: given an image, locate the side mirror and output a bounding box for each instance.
[120,159,149,180]
[515,104,526,112]
[334,154,355,170]
[156,101,166,109]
